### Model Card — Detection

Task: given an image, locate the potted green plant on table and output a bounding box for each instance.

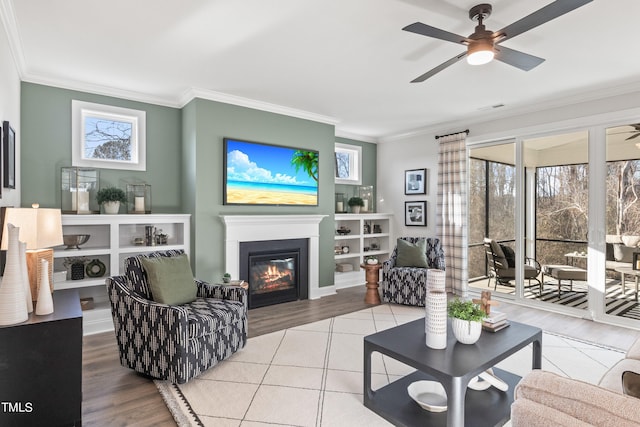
[447,298,486,344]
[96,187,127,214]
[222,273,231,284]
[348,196,364,214]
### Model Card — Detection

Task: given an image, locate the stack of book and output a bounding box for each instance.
[482,310,509,332]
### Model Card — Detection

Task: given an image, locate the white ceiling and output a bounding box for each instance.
[4,0,640,141]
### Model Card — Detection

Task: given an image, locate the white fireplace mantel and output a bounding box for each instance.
[221,215,328,299]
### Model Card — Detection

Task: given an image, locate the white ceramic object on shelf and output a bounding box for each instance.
[451,317,482,344]
[407,380,448,412]
[35,259,54,315]
[19,241,33,313]
[0,224,29,325]
[468,368,509,391]
[103,201,120,214]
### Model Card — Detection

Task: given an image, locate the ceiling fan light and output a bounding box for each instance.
[467,40,494,65]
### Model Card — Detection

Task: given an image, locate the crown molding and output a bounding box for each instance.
[335,129,378,144]
[0,0,26,78]
[179,87,340,126]
[378,79,640,144]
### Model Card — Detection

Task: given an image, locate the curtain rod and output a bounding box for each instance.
[435,129,469,140]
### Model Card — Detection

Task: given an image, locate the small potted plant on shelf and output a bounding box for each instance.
[96,187,127,214]
[447,298,486,344]
[222,273,231,284]
[348,196,364,214]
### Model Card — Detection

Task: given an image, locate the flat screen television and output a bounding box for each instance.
[223,138,319,206]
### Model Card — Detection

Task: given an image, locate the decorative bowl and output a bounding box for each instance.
[407,380,447,412]
[63,234,90,250]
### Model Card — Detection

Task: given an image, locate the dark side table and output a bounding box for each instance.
[0,289,83,426]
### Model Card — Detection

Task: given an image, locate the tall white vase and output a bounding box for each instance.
[0,224,28,325]
[35,259,54,315]
[425,269,447,349]
[19,241,33,313]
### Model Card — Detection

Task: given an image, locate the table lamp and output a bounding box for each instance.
[1,205,63,301]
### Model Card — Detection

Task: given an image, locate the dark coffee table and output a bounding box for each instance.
[364,318,542,427]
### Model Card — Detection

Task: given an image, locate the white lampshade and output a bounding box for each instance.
[467,39,494,66]
[1,207,64,250]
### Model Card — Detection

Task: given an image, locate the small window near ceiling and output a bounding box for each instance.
[335,143,362,185]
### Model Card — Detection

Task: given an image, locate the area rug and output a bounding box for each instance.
[512,280,640,320]
[155,304,625,427]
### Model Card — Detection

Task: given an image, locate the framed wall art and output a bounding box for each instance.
[71,100,146,171]
[3,121,15,189]
[224,137,319,206]
[404,168,426,195]
[405,200,427,226]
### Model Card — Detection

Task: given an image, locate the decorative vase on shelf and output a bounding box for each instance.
[0,224,29,325]
[19,241,33,313]
[451,318,482,344]
[35,259,54,315]
[103,201,120,214]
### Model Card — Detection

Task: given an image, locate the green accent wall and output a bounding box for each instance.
[20,82,183,211]
[20,82,378,289]
[335,136,377,211]
[182,98,336,284]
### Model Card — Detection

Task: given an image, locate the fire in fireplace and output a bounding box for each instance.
[250,255,296,295]
[239,238,309,309]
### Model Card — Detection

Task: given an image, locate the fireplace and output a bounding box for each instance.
[239,238,309,309]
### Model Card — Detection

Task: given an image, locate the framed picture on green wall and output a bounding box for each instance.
[71,100,146,171]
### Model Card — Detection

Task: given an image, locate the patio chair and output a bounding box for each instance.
[483,238,541,291]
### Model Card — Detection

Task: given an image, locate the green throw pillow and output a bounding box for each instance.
[395,238,428,268]
[140,254,197,305]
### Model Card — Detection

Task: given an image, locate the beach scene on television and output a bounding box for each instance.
[225,138,319,205]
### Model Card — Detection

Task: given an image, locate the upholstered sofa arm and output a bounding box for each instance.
[512,370,640,427]
[382,257,396,276]
[196,280,248,309]
[106,275,190,347]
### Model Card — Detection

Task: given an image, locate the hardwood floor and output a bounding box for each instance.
[82,286,640,426]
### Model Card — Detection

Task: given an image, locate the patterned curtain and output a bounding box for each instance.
[437,132,468,296]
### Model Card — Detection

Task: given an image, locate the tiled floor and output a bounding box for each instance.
[167,304,626,426]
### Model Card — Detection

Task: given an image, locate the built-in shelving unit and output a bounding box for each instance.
[53,214,191,335]
[334,213,392,288]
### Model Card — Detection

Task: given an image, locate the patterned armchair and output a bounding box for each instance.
[382,237,445,307]
[106,250,248,384]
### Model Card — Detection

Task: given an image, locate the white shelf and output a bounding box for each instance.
[334,213,392,288]
[54,213,191,335]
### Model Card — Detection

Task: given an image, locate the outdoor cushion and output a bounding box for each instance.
[140,253,197,305]
[489,240,509,269]
[614,243,635,263]
[395,238,428,267]
[500,244,516,268]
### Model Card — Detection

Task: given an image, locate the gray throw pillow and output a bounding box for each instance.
[140,253,197,305]
[499,244,516,268]
[613,243,635,263]
[396,238,428,268]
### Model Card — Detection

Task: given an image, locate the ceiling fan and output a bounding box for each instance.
[403,0,593,82]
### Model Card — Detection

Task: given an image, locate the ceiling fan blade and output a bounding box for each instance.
[626,133,640,141]
[494,45,545,71]
[411,52,467,83]
[494,0,593,43]
[403,22,468,45]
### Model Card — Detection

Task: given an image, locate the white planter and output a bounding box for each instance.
[351,206,361,214]
[103,201,120,214]
[451,318,482,344]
